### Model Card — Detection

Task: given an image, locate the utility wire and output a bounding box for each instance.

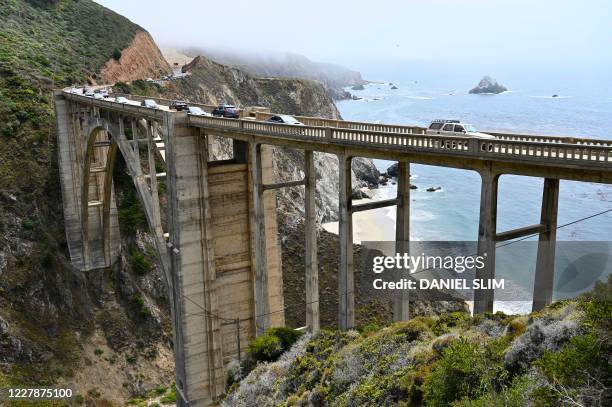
[180,207,612,325]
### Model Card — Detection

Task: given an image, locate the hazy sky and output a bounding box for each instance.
[94,0,611,67]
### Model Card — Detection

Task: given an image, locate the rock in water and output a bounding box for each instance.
[390,85,398,90]
[552,94,559,98]
[351,84,365,90]
[469,76,507,94]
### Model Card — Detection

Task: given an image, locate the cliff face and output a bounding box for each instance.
[100,31,171,83]
[169,55,378,224]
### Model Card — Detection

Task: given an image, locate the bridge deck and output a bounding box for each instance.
[61,91,612,182]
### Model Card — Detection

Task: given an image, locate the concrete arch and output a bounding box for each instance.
[79,116,170,284]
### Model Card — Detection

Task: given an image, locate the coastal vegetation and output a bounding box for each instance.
[224,277,611,406]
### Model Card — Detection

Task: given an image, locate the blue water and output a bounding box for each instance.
[336,64,612,243]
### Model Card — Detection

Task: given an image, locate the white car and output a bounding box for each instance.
[267,115,304,125]
[188,106,212,116]
[115,96,128,103]
[84,90,95,97]
[93,93,104,100]
[141,99,159,109]
[426,120,496,151]
[426,120,495,139]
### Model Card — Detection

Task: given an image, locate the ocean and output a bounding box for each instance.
[328,61,612,313]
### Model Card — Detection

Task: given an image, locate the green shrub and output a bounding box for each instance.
[247,327,303,363]
[21,218,34,230]
[112,48,122,61]
[423,338,506,406]
[160,387,176,405]
[129,247,152,275]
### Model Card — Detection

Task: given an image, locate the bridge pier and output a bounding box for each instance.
[304,150,320,332]
[338,154,355,330]
[532,178,560,311]
[394,161,410,321]
[251,142,271,335]
[474,170,500,314]
[166,123,225,405]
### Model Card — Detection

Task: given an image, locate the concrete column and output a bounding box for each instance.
[146,120,164,238]
[338,154,354,330]
[532,178,560,311]
[304,150,320,332]
[473,171,499,314]
[54,92,87,269]
[165,116,224,406]
[251,142,270,335]
[394,161,410,321]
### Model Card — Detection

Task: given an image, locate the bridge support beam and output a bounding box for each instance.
[166,123,224,406]
[338,155,354,330]
[474,171,500,314]
[394,161,410,321]
[251,142,271,335]
[304,150,320,332]
[532,178,560,311]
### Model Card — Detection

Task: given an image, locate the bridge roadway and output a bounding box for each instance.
[55,89,612,406]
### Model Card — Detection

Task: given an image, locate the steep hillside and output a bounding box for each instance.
[0,1,176,403]
[225,278,612,406]
[100,31,171,83]
[129,54,380,224]
[179,48,367,99]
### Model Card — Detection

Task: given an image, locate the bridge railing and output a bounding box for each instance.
[189,114,612,167]
[254,112,425,134]
[110,93,218,112]
[63,92,168,120]
[254,111,612,146]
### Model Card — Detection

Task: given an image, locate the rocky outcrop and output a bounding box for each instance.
[469,76,507,94]
[100,32,171,84]
[351,84,365,90]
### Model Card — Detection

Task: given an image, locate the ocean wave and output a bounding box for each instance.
[530,95,572,99]
[405,96,437,100]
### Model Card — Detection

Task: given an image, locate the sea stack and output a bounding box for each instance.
[469,76,507,94]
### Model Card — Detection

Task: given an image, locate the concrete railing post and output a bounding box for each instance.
[532,178,560,311]
[473,170,499,314]
[304,150,320,332]
[394,161,410,321]
[338,154,354,330]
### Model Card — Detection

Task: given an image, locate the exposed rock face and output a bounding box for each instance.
[100,32,171,83]
[469,76,507,94]
[167,55,379,223]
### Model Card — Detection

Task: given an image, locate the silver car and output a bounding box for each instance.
[188,106,212,116]
[141,99,159,109]
[426,120,496,151]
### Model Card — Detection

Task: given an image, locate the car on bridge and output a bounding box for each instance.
[115,96,129,104]
[267,115,304,125]
[426,120,496,151]
[188,106,212,116]
[170,101,189,111]
[141,99,159,109]
[212,104,240,118]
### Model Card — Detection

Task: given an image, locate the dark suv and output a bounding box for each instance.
[170,101,189,111]
[212,104,240,118]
